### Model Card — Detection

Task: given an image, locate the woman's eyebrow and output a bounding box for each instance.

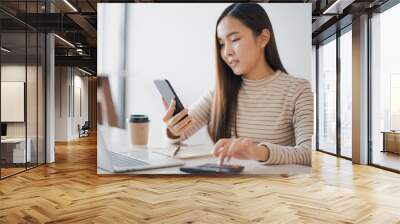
[218,31,240,41]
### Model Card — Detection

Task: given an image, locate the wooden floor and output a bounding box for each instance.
[1,163,45,178]
[1,135,400,223]
[1,167,26,178]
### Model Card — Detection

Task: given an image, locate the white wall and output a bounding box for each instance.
[73,74,89,137]
[98,3,312,146]
[54,67,89,141]
[55,67,68,141]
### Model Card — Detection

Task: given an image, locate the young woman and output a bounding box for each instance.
[162,3,314,166]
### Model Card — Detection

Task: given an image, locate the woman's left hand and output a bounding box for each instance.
[212,137,269,166]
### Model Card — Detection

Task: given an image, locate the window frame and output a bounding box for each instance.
[315,24,353,161]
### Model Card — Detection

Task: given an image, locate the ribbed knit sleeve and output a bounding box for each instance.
[166,91,213,143]
[258,80,314,165]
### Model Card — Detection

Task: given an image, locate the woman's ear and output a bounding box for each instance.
[258,29,270,48]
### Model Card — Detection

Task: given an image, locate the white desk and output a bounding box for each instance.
[97,145,311,175]
[97,126,311,175]
[1,138,32,163]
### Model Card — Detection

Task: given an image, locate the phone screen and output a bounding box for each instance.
[154,79,185,116]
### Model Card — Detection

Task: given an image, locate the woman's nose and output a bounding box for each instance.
[223,44,234,58]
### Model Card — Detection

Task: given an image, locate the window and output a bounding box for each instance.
[340,28,352,158]
[371,2,400,171]
[390,74,400,130]
[317,36,337,154]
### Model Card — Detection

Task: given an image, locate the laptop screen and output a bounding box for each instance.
[97,76,126,129]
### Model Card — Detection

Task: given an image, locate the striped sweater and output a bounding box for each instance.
[169,70,314,165]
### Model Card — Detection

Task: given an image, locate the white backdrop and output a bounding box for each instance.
[99,3,312,146]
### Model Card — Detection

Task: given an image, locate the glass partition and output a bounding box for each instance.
[26,0,44,169]
[27,31,38,169]
[0,1,46,179]
[38,32,45,165]
[1,30,28,178]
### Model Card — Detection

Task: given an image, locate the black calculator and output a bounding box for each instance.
[180,163,244,174]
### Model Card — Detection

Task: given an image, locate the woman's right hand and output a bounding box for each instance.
[162,98,193,139]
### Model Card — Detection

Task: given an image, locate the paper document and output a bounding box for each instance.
[152,144,213,159]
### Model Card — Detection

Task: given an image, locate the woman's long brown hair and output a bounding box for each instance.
[208,3,287,143]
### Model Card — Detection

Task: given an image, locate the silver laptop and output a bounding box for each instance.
[97,75,184,173]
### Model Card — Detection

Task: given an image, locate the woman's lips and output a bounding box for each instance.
[229,60,239,68]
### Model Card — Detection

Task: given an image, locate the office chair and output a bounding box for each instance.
[79,121,90,138]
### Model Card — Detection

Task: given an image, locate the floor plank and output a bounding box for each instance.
[1,134,400,223]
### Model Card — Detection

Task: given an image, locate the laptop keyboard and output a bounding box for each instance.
[110,151,150,167]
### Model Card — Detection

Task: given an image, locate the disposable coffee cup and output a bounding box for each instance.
[129,114,150,146]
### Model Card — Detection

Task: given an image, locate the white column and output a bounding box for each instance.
[46,33,55,163]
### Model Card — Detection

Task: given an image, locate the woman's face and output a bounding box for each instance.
[217,16,265,76]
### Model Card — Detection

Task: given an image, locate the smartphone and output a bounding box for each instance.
[179,163,244,174]
[154,79,185,116]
